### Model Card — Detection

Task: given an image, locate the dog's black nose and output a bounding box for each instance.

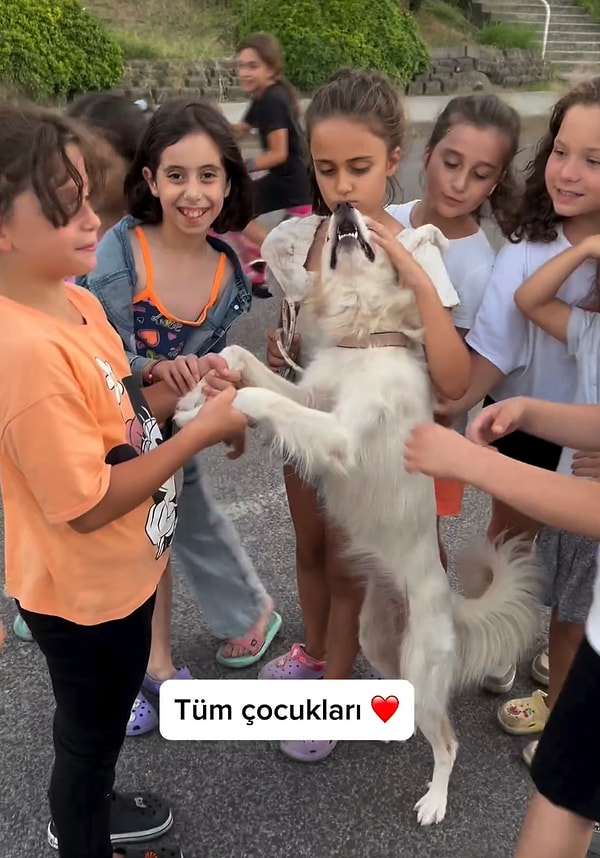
[335,202,355,216]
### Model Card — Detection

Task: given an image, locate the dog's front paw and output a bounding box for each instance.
[174,382,206,428]
[414,784,447,826]
[231,387,265,425]
[219,344,248,375]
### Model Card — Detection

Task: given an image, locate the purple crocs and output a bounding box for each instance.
[126,694,158,737]
[142,666,193,697]
[280,740,338,761]
[258,643,326,679]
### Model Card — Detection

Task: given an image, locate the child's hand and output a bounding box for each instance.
[572,451,600,480]
[199,354,242,398]
[266,329,300,372]
[151,355,205,395]
[467,397,526,446]
[190,386,248,457]
[404,423,472,480]
[364,218,429,292]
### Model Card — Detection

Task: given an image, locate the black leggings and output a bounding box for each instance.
[532,636,600,821]
[18,594,155,858]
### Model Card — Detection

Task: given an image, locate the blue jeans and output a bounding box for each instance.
[171,456,269,639]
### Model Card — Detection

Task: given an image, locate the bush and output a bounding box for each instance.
[479,21,537,50]
[234,0,430,92]
[0,0,124,99]
[425,0,475,33]
[574,0,600,18]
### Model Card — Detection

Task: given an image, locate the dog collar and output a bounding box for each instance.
[336,332,410,349]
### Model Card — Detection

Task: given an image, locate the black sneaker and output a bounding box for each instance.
[47,790,173,849]
[113,848,184,858]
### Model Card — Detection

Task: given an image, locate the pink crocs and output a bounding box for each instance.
[258,643,326,679]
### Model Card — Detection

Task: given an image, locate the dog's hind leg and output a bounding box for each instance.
[413,707,458,826]
[359,576,406,679]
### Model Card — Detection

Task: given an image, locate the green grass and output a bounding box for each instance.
[573,0,600,20]
[416,0,478,47]
[479,21,537,50]
[84,0,233,59]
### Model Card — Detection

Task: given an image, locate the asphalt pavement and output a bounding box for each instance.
[0,126,551,858]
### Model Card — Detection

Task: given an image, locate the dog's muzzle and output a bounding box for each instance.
[329,202,375,270]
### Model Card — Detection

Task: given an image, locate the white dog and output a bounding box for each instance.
[175,204,541,826]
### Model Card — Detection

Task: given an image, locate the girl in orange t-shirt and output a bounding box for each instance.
[0,103,245,858]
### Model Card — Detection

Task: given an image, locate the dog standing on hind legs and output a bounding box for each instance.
[175,203,542,826]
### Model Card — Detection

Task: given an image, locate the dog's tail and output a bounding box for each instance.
[451,535,542,689]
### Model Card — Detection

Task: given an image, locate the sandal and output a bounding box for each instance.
[216,611,282,668]
[13,613,34,642]
[497,689,549,736]
[258,643,325,679]
[126,694,159,737]
[522,739,539,768]
[280,739,338,762]
[531,647,549,687]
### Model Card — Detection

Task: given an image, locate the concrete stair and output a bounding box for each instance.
[478,0,600,76]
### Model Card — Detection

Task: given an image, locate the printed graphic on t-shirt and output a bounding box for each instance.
[96,358,178,560]
[95,357,125,406]
[125,404,177,559]
[134,303,192,360]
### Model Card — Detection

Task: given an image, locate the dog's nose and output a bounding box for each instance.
[335,202,355,216]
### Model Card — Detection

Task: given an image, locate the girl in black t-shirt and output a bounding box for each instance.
[230,32,311,296]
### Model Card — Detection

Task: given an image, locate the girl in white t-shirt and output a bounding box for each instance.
[404,401,600,858]
[256,68,470,763]
[388,93,521,567]
[442,77,600,696]
[496,238,600,775]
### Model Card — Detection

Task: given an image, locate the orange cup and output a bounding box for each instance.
[434,478,465,517]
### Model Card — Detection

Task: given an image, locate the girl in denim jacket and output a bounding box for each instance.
[80,99,282,736]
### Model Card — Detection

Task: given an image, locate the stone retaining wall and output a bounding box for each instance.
[112,58,244,105]
[407,46,551,95]
[111,46,551,106]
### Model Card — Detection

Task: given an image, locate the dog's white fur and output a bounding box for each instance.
[175,209,541,826]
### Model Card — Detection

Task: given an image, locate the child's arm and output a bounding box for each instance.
[142,354,241,421]
[514,243,591,342]
[404,419,600,540]
[469,395,600,452]
[367,220,470,400]
[410,277,470,400]
[71,388,246,533]
[4,355,245,535]
[231,121,251,139]
[435,351,504,420]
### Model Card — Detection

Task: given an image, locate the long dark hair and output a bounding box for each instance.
[510,76,600,243]
[124,99,254,232]
[304,68,406,216]
[425,94,522,238]
[237,32,301,125]
[0,102,101,227]
[67,91,147,166]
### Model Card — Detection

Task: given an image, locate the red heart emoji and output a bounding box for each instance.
[371,695,399,723]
